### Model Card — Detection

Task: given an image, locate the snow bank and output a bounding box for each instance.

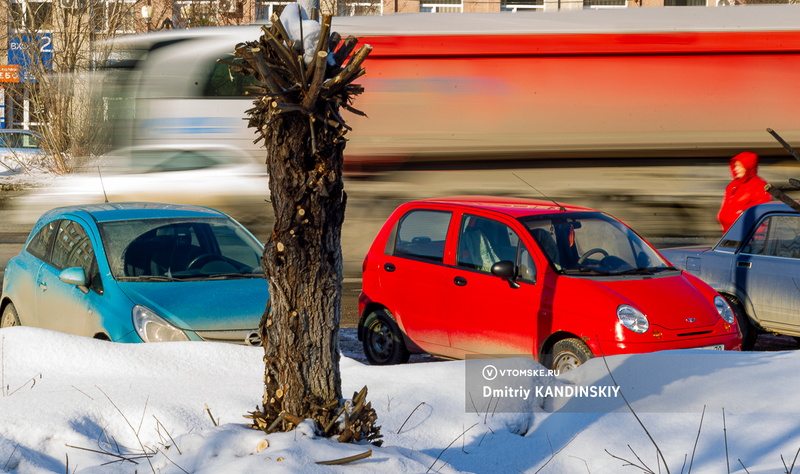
[2,326,800,473]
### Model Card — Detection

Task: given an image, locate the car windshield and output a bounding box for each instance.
[99,217,263,281]
[518,212,673,276]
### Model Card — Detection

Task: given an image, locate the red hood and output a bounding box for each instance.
[554,273,721,331]
[729,151,759,181]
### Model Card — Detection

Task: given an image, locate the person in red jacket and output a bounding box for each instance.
[717,151,772,232]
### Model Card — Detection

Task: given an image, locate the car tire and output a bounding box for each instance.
[725,296,756,350]
[1,303,21,328]
[361,309,410,365]
[551,338,593,372]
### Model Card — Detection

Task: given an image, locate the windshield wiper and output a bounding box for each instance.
[116,275,174,282]
[166,272,263,281]
[562,267,612,276]
[612,266,681,275]
[612,267,655,275]
[206,272,263,280]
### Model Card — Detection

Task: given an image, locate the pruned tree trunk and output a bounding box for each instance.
[229,7,380,442]
[259,102,346,419]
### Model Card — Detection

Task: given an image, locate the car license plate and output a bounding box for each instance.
[697,344,724,350]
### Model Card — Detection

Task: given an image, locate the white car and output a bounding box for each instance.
[12,144,271,230]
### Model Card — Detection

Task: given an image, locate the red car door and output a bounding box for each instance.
[445,213,543,357]
[372,208,454,351]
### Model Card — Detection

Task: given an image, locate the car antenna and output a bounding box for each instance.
[97,166,109,203]
[513,172,566,212]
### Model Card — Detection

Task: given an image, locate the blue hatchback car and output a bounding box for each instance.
[0,202,269,344]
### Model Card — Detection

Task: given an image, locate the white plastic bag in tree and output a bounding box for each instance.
[279,3,321,67]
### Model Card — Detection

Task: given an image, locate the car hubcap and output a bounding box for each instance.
[368,322,393,360]
[1,312,17,328]
[554,352,581,372]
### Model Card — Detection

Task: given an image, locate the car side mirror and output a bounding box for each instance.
[491,260,520,289]
[59,267,89,294]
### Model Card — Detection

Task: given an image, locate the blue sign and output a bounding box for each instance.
[8,34,53,83]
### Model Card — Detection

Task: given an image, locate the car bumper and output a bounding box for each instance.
[357,291,369,316]
[587,331,742,356]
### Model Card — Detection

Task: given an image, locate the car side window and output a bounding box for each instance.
[50,220,103,293]
[742,215,800,258]
[391,210,451,263]
[457,215,535,281]
[741,219,770,255]
[517,244,536,284]
[20,133,40,149]
[27,220,59,261]
[0,133,17,148]
[150,151,218,172]
[203,55,259,97]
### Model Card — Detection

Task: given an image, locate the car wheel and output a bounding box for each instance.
[725,296,756,350]
[361,309,410,365]
[551,338,593,372]
[1,303,21,328]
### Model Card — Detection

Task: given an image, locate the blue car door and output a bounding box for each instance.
[8,219,59,328]
[35,218,103,337]
[736,214,800,330]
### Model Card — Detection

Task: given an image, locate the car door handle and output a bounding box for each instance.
[737,261,752,269]
[454,276,467,286]
[38,281,47,291]
[383,263,396,272]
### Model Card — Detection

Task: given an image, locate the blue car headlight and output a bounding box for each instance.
[714,296,735,324]
[617,305,650,333]
[132,305,189,342]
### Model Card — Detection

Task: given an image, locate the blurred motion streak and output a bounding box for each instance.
[10,6,800,276]
[98,7,800,165]
[12,145,271,233]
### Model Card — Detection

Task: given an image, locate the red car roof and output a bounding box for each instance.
[409,196,595,217]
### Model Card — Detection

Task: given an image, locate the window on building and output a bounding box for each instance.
[502,0,544,12]
[11,0,54,30]
[92,0,136,34]
[420,0,463,13]
[337,0,381,15]
[8,86,47,130]
[664,0,705,4]
[175,1,218,27]
[255,1,291,21]
[584,0,626,8]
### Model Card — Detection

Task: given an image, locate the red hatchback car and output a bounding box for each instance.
[358,196,742,371]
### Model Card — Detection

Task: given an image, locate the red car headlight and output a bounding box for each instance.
[617,305,650,334]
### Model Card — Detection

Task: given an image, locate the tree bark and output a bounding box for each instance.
[258,111,346,421]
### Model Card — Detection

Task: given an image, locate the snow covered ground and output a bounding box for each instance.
[0,153,57,185]
[2,326,800,474]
